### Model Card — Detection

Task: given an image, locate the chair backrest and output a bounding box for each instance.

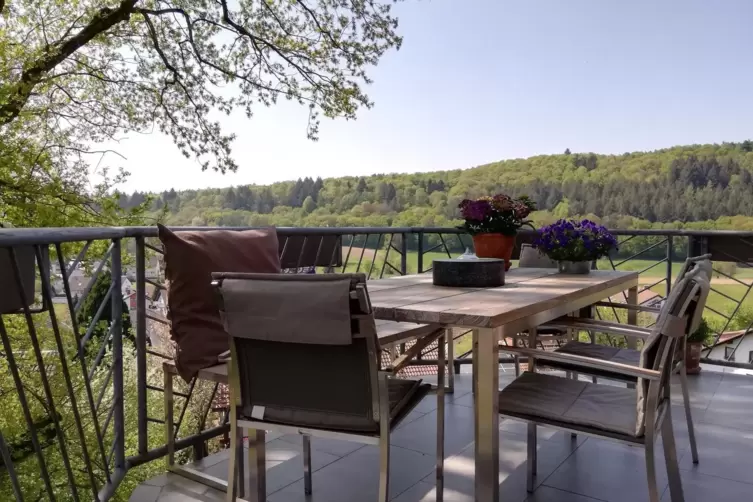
[676,254,712,283]
[634,266,710,436]
[518,244,558,268]
[213,272,384,432]
[674,255,712,333]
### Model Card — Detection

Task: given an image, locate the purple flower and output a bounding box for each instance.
[458,193,536,235]
[533,219,617,262]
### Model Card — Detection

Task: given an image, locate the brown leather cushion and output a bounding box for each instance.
[158,225,281,380]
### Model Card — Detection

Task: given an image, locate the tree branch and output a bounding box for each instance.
[0,0,138,125]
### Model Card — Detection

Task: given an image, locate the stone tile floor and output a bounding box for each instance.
[130,365,753,502]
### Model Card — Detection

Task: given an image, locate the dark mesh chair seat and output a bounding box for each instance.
[238,376,431,433]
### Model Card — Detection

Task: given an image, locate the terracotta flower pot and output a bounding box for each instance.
[472,233,515,271]
[685,341,702,375]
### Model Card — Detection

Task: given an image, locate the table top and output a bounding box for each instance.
[368,268,639,329]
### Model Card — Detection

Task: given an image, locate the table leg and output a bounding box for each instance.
[474,327,500,502]
[627,286,638,350]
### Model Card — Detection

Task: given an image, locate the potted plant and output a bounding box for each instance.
[685,318,711,375]
[534,219,617,274]
[458,194,536,270]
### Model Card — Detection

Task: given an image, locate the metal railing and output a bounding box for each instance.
[0,225,751,501]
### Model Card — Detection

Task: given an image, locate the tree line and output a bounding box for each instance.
[119,141,753,231]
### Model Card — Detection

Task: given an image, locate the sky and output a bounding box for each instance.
[112,0,753,192]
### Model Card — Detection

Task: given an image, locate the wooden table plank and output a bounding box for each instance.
[369,269,638,329]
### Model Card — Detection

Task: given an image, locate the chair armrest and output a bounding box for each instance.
[594,301,661,314]
[542,318,652,340]
[384,328,445,373]
[498,346,660,380]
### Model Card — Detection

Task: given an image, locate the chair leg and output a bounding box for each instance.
[378,373,391,502]
[526,423,537,493]
[446,329,455,394]
[662,407,685,502]
[436,334,446,501]
[303,435,313,495]
[246,429,266,502]
[226,414,239,502]
[679,362,699,464]
[568,371,578,442]
[645,438,660,502]
[514,337,521,377]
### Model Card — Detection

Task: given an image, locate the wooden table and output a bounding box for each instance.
[368,268,639,502]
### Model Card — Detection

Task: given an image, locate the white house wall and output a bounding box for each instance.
[708,334,753,364]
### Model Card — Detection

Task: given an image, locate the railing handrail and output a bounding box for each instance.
[2,225,753,247]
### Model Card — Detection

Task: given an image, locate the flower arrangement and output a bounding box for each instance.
[458,194,536,236]
[534,219,617,262]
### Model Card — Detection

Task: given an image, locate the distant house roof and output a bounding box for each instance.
[716,329,753,344]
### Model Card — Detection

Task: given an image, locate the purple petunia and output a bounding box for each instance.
[534,219,617,262]
[458,193,537,235]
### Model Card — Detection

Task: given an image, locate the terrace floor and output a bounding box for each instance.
[130,365,753,502]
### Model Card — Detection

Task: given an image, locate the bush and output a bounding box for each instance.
[688,317,713,344]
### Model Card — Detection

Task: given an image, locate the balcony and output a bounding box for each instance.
[0,226,752,502]
[132,366,753,502]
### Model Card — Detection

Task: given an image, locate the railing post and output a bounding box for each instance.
[111,238,126,470]
[666,235,673,296]
[399,232,408,275]
[689,235,708,257]
[135,236,148,455]
[417,231,424,274]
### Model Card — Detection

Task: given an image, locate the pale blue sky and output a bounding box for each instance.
[115,0,753,192]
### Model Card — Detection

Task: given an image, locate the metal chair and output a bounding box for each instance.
[213,272,446,502]
[537,255,712,463]
[505,244,568,376]
[498,266,709,501]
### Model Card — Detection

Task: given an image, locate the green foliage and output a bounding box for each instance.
[688,318,714,344]
[132,142,753,243]
[0,0,402,173]
[76,272,134,356]
[731,306,753,332]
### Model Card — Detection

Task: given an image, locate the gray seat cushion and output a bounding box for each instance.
[547,341,640,382]
[499,372,639,437]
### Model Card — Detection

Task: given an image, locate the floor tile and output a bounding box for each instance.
[267,445,437,502]
[660,469,753,501]
[542,438,671,502]
[201,438,341,494]
[416,431,581,501]
[390,404,475,456]
[678,422,753,484]
[277,433,366,457]
[129,484,162,502]
[524,485,607,502]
